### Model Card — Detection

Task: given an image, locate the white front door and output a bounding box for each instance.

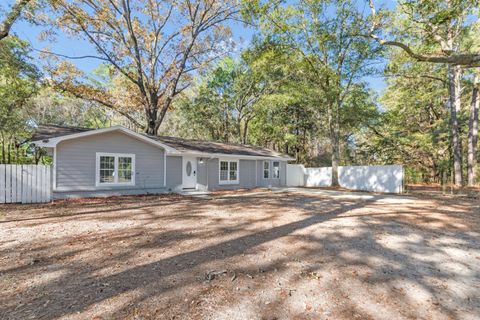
[182,156,197,189]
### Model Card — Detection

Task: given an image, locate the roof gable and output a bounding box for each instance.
[32,125,177,153]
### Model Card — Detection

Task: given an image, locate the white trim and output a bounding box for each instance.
[272,161,280,179]
[33,126,177,153]
[263,160,270,179]
[53,147,57,191]
[218,158,239,185]
[95,152,136,187]
[182,156,198,189]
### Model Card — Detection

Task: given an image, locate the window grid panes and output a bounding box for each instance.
[229,161,237,181]
[98,154,134,185]
[273,161,280,179]
[220,160,238,183]
[118,157,132,183]
[263,161,270,179]
[100,156,115,183]
[220,161,229,181]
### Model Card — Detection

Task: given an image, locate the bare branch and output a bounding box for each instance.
[367,0,480,67]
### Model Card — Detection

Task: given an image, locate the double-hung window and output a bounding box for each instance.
[96,153,135,186]
[272,161,280,179]
[219,159,239,184]
[263,161,270,179]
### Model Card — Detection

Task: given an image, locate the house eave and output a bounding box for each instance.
[170,151,295,161]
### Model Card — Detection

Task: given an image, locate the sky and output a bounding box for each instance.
[7,0,395,94]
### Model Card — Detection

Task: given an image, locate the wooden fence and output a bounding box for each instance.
[0,165,52,204]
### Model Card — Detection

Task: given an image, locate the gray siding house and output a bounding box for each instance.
[32,125,294,199]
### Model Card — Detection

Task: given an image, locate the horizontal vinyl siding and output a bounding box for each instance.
[207,159,257,190]
[56,131,164,191]
[256,160,287,187]
[165,156,182,190]
[197,158,208,191]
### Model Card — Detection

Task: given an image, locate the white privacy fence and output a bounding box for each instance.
[287,164,404,193]
[0,165,52,204]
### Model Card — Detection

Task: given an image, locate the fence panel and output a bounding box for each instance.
[0,164,52,204]
[286,164,306,187]
[286,164,404,193]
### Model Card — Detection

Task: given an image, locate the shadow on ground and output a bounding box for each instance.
[0,190,479,319]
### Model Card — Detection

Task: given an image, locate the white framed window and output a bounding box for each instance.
[273,161,280,179]
[95,153,135,186]
[219,159,239,184]
[263,161,270,179]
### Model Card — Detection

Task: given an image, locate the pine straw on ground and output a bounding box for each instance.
[1,190,479,320]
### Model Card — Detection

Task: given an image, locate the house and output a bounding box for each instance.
[31,125,294,199]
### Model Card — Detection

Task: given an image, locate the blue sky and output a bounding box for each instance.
[7,0,395,94]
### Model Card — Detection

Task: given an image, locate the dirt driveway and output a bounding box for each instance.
[1,189,479,320]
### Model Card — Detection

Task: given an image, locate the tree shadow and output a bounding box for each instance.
[0,191,479,319]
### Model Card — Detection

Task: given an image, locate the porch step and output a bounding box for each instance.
[176,190,212,199]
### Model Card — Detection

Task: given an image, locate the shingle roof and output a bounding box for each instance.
[31,124,93,141]
[32,125,292,159]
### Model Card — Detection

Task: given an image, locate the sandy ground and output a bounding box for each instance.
[0,189,479,320]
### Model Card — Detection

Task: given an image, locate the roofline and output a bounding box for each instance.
[170,151,295,161]
[31,125,178,153]
[31,125,296,160]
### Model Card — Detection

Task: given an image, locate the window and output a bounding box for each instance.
[273,161,280,179]
[118,157,133,182]
[219,159,239,184]
[99,156,115,183]
[96,153,135,186]
[263,161,270,179]
[220,161,229,181]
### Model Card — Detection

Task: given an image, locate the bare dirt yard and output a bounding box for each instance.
[1,189,479,320]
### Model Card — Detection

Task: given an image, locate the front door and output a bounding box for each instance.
[182,156,197,189]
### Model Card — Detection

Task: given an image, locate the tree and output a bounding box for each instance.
[29,87,118,129]
[171,49,276,144]
[467,69,479,185]
[0,36,40,163]
[244,0,381,186]
[367,0,480,186]
[357,49,452,184]
[0,0,32,40]
[367,0,480,67]
[47,0,238,135]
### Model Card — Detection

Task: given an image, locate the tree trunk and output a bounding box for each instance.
[16,143,20,163]
[242,119,250,145]
[448,65,463,186]
[467,71,479,186]
[145,105,158,135]
[1,136,5,164]
[329,106,340,187]
[7,143,11,164]
[224,104,229,142]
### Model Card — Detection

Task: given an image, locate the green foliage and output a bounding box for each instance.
[165,35,379,166]
[356,48,452,183]
[0,36,40,164]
